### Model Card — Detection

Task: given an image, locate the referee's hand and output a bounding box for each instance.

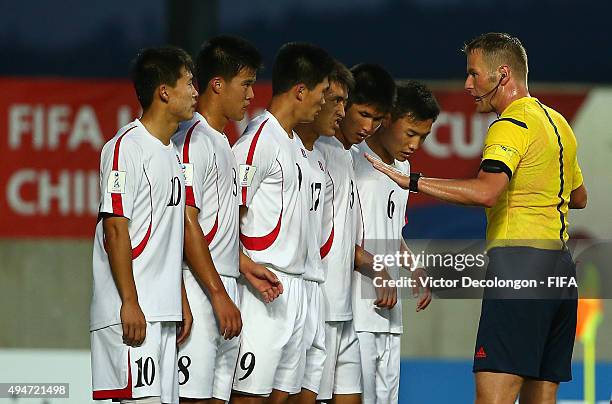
[365,153,410,189]
[120,300,146,347]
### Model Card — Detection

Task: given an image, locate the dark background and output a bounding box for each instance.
[2,0,609,83]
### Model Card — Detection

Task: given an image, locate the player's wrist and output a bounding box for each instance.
[119,292,139,305]
[209,288,231,301]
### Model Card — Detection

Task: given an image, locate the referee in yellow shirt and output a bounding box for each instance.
[367,32,587,403]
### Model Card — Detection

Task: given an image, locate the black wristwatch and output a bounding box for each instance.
[409,172,422,193]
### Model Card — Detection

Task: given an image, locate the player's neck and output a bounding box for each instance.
[197,96,228,134]
[334,128,351,150]
[139,107,179,146]
[495,83,530,115]
[269,95,300,138]
[295,124,319,150]
[366,134,394,165]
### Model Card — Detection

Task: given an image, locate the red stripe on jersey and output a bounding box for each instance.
[111,126,137,216]
[182,120,200,208]
[240,158,283,251]
[204,216,219,245]
[320,227,334,259]
[204,158,221,245]
[93,350,132,399]
[241,119,269,205]
[131,170,153,260]
[320,172,335,259]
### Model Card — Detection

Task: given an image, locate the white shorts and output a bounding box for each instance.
[91,321,178,403]
[178,272,240,401]
[356,332,401,404]
[288,280,326,394]
[317,320,362,400]
[232,271,307,396]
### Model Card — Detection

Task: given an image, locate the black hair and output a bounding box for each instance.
[348,63,396,113]
[272,42,335,96]
[196,35,262,89]
[328,60,355,94]
[130,46,194,110]
[391,80,441,122]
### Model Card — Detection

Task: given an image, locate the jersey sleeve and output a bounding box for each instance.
[183,134,214,210]
[482,120,529,176]
[571,157,584,190]
[232,131,275,207]
[99,136,143,220]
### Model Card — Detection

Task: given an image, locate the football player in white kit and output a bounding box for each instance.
[352,81,439,404]
[172,36,264,404]
[315,63,397,404]
[230,43,335,404]
[288,61,353,404]
[90,47,198,404]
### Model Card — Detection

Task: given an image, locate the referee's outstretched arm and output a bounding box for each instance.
[364,153,509,208]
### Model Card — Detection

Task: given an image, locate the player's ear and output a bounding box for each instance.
[295,83,306,101]
[211,77,223,94]
[159,84,170,103]
[499,65,510,84]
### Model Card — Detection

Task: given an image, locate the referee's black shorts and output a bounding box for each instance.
[472,246,578,382]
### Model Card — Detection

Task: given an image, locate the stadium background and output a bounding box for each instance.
[1,0,610,402]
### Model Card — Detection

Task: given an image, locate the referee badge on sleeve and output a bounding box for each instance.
[487,144,518,159]
[182,163,194,186]
[239,164,257,187]
[107,171,126,194]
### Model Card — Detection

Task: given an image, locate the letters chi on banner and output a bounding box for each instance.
[0,78,586,238]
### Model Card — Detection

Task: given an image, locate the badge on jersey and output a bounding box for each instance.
[182,163,194,186]
[487,144,518,160]
[107,170,126,194]
[239,164,257,187]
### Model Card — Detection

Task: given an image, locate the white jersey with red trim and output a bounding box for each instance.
[314,135,358,321]
[295,135,327,283]
[351,140,409,334]
[232,111,306,275]
[91,119,185,331]
[173,112,240,278]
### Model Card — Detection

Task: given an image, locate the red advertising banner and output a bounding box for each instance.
[0,78,586,238]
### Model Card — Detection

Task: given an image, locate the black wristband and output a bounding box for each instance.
[409,172,422,193]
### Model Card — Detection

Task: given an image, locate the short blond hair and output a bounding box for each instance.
[463,32,528,82]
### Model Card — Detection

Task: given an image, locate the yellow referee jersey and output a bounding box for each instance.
[482,97,583,249]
